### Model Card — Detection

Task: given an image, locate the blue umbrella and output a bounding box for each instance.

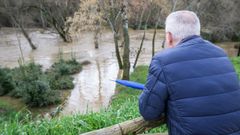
[114,79,144,90]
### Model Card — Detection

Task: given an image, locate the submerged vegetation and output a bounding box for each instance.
[47,59,82,90]
[0,58,82,107]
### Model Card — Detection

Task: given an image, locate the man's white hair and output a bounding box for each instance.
[165,10,201,40]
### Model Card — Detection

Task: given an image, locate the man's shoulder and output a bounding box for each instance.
[153,39,227,66]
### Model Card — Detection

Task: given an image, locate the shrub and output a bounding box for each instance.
[51,59,82,75]
[20,80,60,107]
[11,63,60,107]
[48,72,74,90]
[0,68,14,96]
[47,59,81,90]
[9,63,43,97]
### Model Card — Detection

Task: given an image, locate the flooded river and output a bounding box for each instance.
[0,28,165,115]
[0,28,239,115]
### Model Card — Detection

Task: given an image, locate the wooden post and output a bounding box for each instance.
[81,116,166,135]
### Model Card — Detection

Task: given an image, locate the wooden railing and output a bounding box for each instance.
[81,116,166,135]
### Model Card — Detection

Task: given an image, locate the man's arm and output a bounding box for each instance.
[139,58,168,121]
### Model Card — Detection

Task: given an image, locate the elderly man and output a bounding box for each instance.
[139,10,240,135]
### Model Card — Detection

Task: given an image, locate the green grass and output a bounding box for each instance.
[231,57,240,77]
[0,65,167,134]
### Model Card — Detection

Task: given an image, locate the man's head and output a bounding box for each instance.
[165,10,201,48]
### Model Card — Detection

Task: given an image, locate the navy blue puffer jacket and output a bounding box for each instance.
[139,35,240,135]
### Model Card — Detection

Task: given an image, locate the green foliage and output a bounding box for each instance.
[50,59,82,76]
[231,57,240,77]
[47,59,82,90]
[0,68,14,96]
[10,63,60,107]
[20,80,60,107]
[0,58,82,108]
[48,73,74,90]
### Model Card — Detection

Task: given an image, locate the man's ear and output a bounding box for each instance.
[166,32,174,48]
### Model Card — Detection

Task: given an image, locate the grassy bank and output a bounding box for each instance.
[0,66,167,134]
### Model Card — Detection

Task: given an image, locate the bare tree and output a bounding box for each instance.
[32,0,74,43]
[94,4,101,49]
[99,0,124,69]
[67,0,102,48]
[3,0,37,50]
[121,1,130,80]
[133,1,152,68]
[171,0,178,12]
[133,31,145,68]
[137,2,146,30]
[152,9,163,56]
[69,0,131,79]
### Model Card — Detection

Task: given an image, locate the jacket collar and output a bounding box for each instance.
[176,35,202,47]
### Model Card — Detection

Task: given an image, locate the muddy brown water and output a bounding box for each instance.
[0,28,239,115]
[0,28,165,115]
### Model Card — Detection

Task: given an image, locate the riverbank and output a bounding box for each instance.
[0,66,167,134]
[1,56,240,134]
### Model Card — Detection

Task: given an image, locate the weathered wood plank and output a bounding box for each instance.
[81,116,166,135]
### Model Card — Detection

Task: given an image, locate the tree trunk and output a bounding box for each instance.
[94,20,100,49]
[121,4,130,80]
[138,7,145,30]
[106,16,123,70]
[3,0,37,50]
[19,24,37,50]
[114,33,123,69]
[40,2,46,28]
[152,28,157,57]
[51,18,72,43]
[237,45,240,56]
[152,11,162,57]
[12,16,37,50]
[37,0,72,43]
[171,0,178,12]
[133,31,145,68]
[133,5,151,68]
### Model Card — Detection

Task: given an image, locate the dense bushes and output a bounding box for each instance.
[7,63,60,107]
[0,58,82,107]
[50,59,82,75]
[0,68,14,96]
[47,59,82,90]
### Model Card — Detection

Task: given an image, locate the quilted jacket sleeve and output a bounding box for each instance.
[139,58,168,121]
